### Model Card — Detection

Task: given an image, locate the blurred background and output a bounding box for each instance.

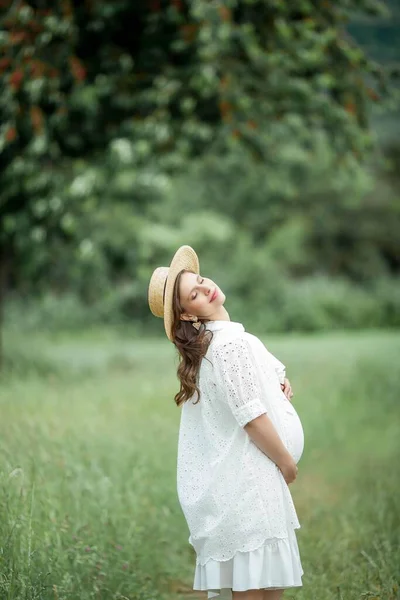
[0,2,399,600]
[1,0,399,346]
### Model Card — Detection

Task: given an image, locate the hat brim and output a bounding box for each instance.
[164,245,199,341]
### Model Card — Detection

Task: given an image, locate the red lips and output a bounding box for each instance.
[210,289,218,302]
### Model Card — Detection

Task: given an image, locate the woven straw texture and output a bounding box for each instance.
[147,245,199,341]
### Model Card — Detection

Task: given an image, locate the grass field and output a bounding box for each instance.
[1,327,399,600]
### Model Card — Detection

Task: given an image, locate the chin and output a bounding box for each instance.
[209,289,225,307]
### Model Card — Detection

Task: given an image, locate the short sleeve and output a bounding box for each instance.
[212,337,267,428]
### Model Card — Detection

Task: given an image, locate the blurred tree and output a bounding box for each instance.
[0,0,395,359]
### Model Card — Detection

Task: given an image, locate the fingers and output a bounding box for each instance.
[283,378,294,401]
[281,379,294,401]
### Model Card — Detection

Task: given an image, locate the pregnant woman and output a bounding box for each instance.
[148,245,305,600]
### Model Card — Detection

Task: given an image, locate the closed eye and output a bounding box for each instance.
[192,278,204,300]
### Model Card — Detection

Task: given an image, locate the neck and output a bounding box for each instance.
[204,306,230,322]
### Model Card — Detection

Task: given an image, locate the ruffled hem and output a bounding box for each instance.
[192,528,303,599]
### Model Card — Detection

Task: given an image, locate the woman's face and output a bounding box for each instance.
[179,271,226,321]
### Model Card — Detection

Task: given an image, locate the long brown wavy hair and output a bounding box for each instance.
[171,269,214,407]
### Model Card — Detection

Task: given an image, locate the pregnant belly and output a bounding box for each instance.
[281,399,304,464]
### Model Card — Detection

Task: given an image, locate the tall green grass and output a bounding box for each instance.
[0,328,399,599]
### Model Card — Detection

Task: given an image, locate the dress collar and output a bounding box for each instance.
[204,320,245,333]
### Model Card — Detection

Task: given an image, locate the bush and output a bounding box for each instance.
[4,275,399,335]
[278,276,385,332]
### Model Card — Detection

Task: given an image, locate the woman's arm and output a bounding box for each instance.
[212,338,298,484]
[244,413,298,483]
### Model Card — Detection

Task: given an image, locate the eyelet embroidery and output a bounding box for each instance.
[177,329,303,566]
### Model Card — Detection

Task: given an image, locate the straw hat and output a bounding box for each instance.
[148,245,200,341]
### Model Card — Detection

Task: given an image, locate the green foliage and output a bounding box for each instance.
[0,0,393,231]
[6,272,400,334]
[0,0,398,339]
[5,131,400,334]
[280,275,400,331]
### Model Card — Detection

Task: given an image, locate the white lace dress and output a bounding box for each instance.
[176,320,305,599]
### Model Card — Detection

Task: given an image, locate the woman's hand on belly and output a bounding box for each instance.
[280,377,294,401]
